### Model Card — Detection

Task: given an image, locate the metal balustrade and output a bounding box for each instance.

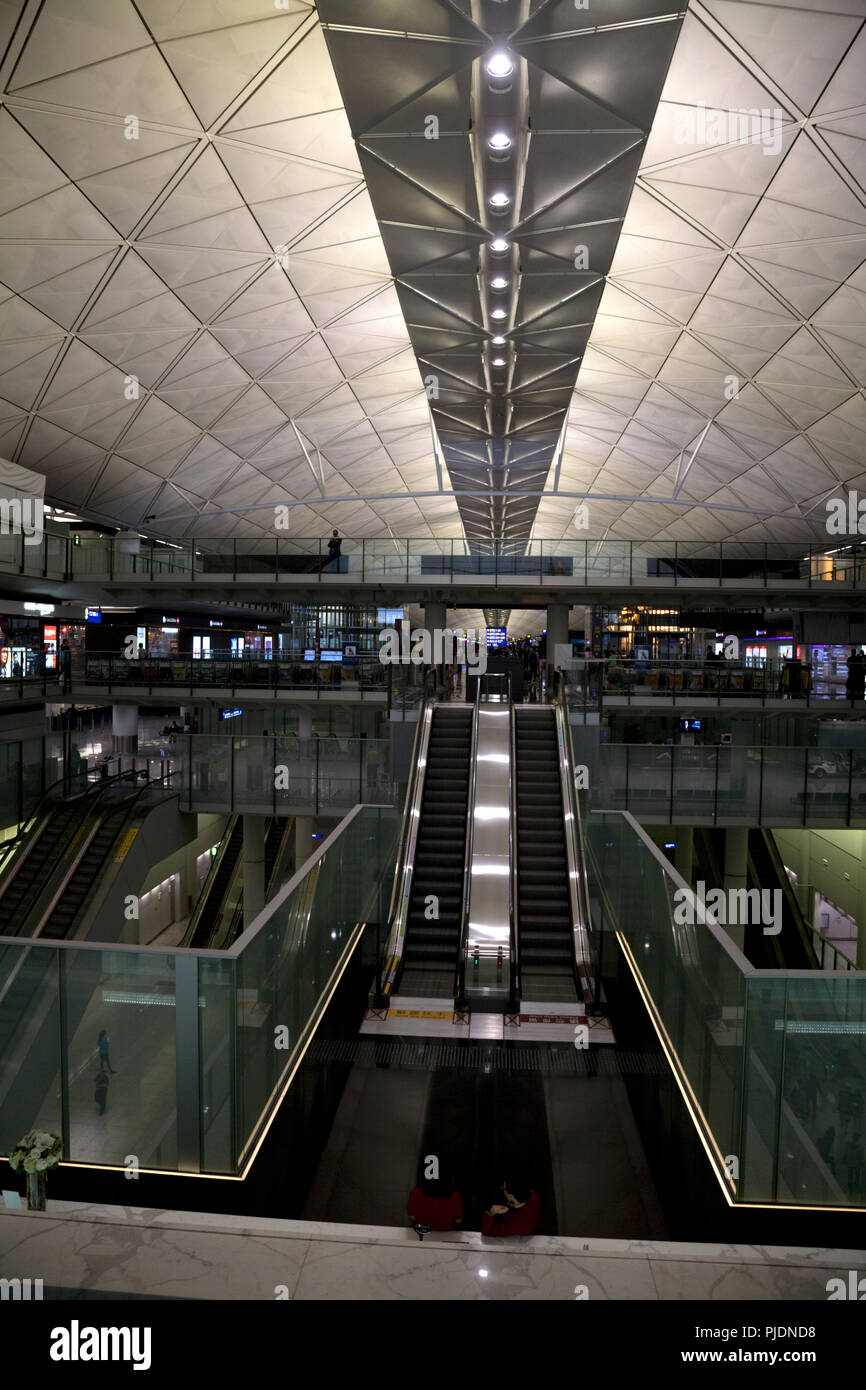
[1,524,864,589]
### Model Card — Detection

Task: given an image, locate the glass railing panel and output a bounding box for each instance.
[674,541,721,582]
[198,955,235,1173]
[0,942,62,1154]
[234,539,277,576]
[408,537,450,578]
[235,806,400,1162]
[584,812,746,1180]
[765,544,808,582]
[0,530,21,570]
[587,539,629,578]
[186,736,231,811]
[760,748,807,825]
[540,539,581,579]
[70,536,111,576]
[275,537,319,575]
[363,539,406,578]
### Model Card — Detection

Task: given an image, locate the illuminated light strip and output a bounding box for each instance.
[617,931,866,1213]
[0,926,369,1184]
[775,1020,866,1035]
[616,929,737,1207]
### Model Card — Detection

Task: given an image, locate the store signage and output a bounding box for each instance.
[85,607,102,623]
[209,620,223,628]
[24,602,54,616]
[162,615,181,624]
[221,708,243,720]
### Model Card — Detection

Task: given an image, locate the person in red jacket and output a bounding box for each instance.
[481,1175,541,1237]
[406,1172,464,1235]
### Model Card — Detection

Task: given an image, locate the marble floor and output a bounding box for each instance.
[1,1201,864,1300]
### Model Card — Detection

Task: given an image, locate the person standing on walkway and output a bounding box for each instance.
[59,640,72,694]
[98,1029,117,1074]
[94,1067,110,1116]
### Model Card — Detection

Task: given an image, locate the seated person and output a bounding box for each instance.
[406,1172,464,1233]
[482,1174,541,1237]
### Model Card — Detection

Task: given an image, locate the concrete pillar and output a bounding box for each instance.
[294,816,314,874]
[723,827,749,952]
[298,708,313,739]
[424,601,447,634]
[243,814,266,930]
[112,703,138,754]
[675,828,693,885]
[546,605,569,693]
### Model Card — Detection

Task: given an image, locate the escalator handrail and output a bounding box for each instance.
[557,694,595,1005]
[753,828,819,969]
[33,767,174,939]
[509,689,521,1003]
[209,815,279,951]
[377,672,436,998]
[454,676,481,1004]
[0,768,117,901]
[0,765,140,915]
[383,665,434,931]
[181,812,241,947]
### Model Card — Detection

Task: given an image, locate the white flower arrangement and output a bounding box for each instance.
[8,1130,63,1175]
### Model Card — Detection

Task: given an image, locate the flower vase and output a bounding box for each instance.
[26,1171,46,1211]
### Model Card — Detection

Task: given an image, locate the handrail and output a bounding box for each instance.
[383,667,433,931]
[757,828,820,969]
[0,764,140,918]
[181,813,240,947]
[508,686,521,1006]
[35,767,173,939]
[555,696,594,1005]
[376,672,436,1001]
[454,677,481,1005]
[810,926,856,972]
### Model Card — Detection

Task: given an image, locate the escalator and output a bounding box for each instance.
[747,828,818,969]
[693,826,817,968]
[514,707,579,1002]
[186,815,244,949]
[398,705,472,997]
[39,795,140,940]
[208,816,296,950]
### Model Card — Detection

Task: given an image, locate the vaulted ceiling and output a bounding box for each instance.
[0,0,864,547]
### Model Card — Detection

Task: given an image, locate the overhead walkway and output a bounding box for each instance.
[2,526,864,609]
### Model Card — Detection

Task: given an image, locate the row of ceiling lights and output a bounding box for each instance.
[484,50,516,374]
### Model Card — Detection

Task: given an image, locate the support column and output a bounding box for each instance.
[424,602,448,692]
[112,703,138,754]
[723,827,749,952]
[298,708,313,739]
[294,816,314,874]
[243,814,266,930]
[546,605,569,694]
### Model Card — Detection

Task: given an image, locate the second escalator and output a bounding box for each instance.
[514,707,578,1002]
[399,705,472,997]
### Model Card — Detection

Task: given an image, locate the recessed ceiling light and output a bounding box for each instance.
[491,308,507,320]
[490,276,508,290]
[489,191,510,208]
[490,238,510,253]
[493,357,506,367]
[492,335,506,345]
[486,52,514,78]
[488,132,512,151]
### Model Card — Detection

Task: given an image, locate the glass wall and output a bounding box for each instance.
[582,807,865,1206]
[0,807,400,1176]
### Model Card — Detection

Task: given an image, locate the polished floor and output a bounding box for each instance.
[302,1036,666,1241]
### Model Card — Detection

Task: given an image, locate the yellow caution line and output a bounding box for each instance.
[114,828,138,862]
[389,1011,453,1023]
